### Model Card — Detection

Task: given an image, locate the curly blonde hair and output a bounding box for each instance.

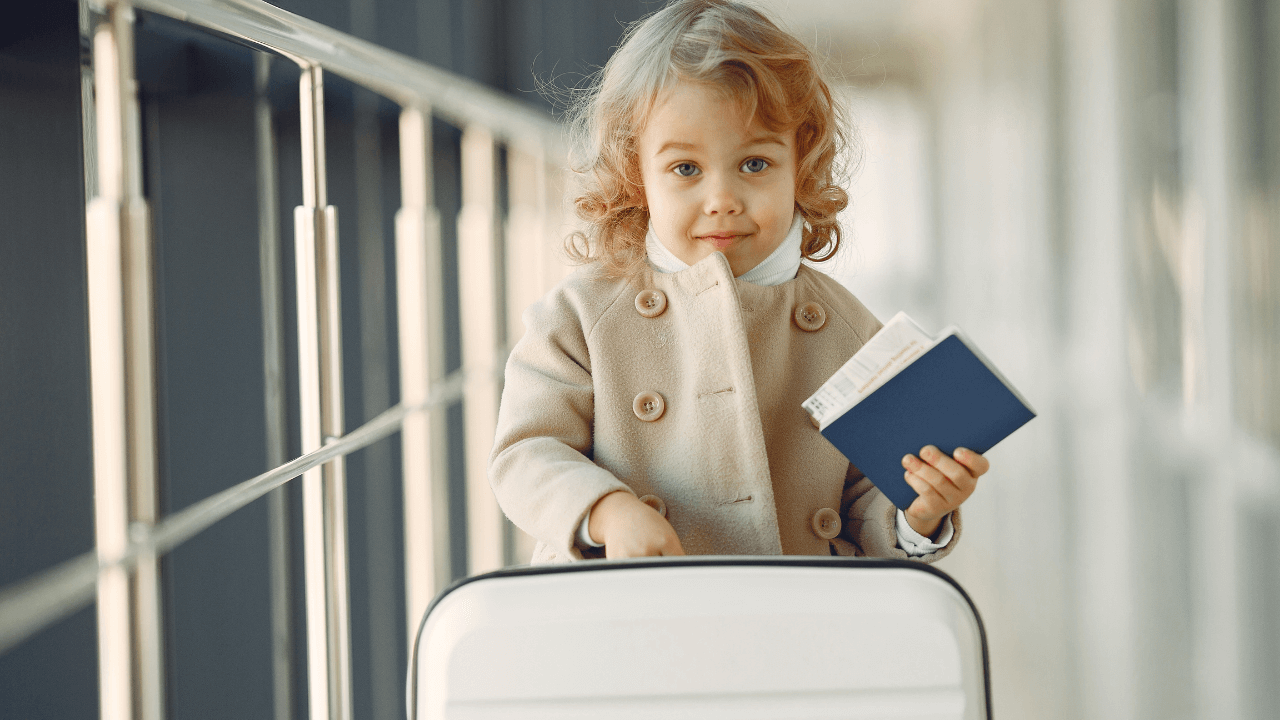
[564,0,854,277]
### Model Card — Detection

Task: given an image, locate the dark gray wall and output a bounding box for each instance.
[0,3,98,719]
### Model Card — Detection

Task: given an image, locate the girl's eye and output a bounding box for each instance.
[741,158,769,173]
[673,163,699,177]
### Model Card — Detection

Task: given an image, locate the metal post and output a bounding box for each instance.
[503,144,544,345]
[457,126,506,575]
[395,107,451,648]
[542,159,574,290]
[502,144,548,564]
[255,50,294,720]
[1178,1,1242,717]
[86,4,165,719]
[295,64,353,720]
[1060,0,1138,718]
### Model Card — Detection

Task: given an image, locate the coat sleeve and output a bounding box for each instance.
[488,282,634,560]
[830,464,962,563]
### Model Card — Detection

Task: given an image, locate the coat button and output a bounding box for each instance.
[634,289,667,318]
[811,507,842,540]
[638,494,667,518]
[793,302,827,331]
[632,391,666,421]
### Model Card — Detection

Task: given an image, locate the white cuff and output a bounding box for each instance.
[895,510,954,557]
[577,509,603,548]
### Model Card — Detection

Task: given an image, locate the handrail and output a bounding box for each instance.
[0,368,468,656]
[0,555,99,657]
[7,2,569,716]
[127,0,567,153]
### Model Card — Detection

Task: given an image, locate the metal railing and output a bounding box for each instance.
[0,1,574,718]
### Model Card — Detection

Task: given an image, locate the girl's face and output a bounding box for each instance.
[636,81,797,277]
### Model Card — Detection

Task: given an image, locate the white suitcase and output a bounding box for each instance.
[408,557,991,720]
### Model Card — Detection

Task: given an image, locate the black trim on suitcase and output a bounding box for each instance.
[407,556,993,720]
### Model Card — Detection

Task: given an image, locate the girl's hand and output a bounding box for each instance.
[588,491,686,559]
[901,446,989,538]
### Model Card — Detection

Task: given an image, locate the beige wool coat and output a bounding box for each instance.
[489,251,960,564]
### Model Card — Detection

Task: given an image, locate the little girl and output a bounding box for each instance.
[489,0,989,564]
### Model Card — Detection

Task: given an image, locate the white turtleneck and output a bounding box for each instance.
[577,212,954,555]
[644,212,807,285]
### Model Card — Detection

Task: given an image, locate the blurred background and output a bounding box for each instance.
[1,0,1276,719]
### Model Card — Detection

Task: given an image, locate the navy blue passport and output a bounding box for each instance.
[819,334,1036,510]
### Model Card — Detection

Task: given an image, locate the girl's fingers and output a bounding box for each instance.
[953,447,990,477]
[903,452,962,501]
[903,466,952,508]
[903,445,987,520]
[917,446,978,494]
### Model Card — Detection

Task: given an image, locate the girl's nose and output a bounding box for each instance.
[702,178,744,215]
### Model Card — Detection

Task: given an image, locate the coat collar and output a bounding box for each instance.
[652,248,818,313]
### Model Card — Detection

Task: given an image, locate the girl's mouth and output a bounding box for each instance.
[701,234,741,249]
